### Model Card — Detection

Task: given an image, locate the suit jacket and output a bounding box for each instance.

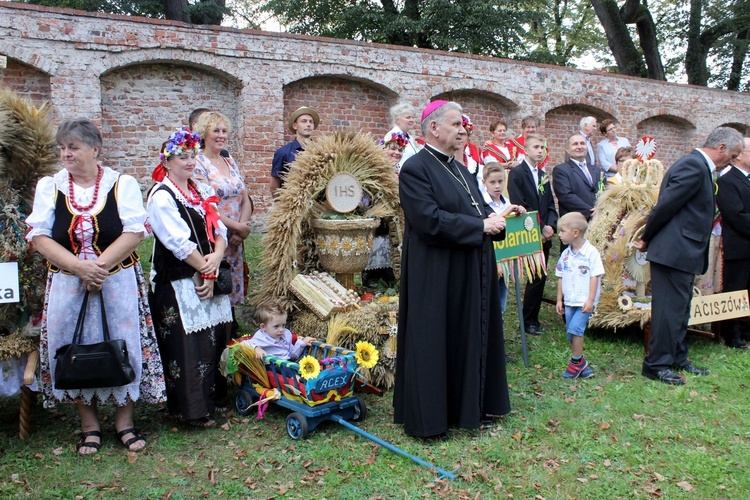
[716,166,750,261]
[642,149,715,275]
[508,160,558,231]
[552,159,603,220]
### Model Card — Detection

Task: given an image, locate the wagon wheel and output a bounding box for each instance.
[235,389,257,416]
[351,395,367,422]
[286,412,309,440]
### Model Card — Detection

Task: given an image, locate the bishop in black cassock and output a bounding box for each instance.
[393,101,511,438]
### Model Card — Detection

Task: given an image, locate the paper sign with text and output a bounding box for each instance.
[688,290,749,326]
[0,262,20,303]
[493,211,543,262]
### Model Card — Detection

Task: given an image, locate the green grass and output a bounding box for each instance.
[2,239,749,498]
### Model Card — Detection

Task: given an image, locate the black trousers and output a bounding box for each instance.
[522,240,551,328]
[643,262,693,372]
[722,258,750,342]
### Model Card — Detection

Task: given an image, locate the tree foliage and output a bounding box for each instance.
[591,0,750,90]
[19,0,228,24]
[247,0,551,59]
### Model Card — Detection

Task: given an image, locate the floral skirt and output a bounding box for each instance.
[38,263,166,409]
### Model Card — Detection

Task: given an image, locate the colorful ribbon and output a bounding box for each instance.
[202,195,221,243]
[152,163,167,182]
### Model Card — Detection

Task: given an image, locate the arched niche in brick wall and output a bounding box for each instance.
[431,90,518,147]
[282,75,397,143]
[99,62,242,193]
[636,115,696,169]
[720,122,749,136]
[0,57,52,107]
[544,104,614,166]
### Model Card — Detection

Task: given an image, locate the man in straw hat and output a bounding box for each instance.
[270,106,320,198]
[393,100,511,440]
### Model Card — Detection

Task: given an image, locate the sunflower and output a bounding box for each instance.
[617,295,633,311]
[355,341,379,369]
[298,355,321,380]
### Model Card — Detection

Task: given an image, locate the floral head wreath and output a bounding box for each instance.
[153,127,202,182]
[462,114,474,136]
[380,131,409,149]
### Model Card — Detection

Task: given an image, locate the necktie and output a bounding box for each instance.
[581,161,593,185]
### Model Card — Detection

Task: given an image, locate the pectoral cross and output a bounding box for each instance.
[470,199,481,214]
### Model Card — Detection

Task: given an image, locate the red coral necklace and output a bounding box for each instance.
[68,165,103,212]
[170,178,202,205]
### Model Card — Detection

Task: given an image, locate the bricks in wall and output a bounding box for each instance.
[1,2,749,222]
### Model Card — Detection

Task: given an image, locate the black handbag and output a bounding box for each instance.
[213,260,233,295]
[54,291,136,390]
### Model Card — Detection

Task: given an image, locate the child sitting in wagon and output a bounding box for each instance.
[243,303,316,361]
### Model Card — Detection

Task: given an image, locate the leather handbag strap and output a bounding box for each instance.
[71,291,110,345]
[71,291,91,345]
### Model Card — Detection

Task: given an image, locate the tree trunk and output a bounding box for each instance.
[163,0,190,22]
[727,29,749,91]
[685,0,709,85]
[590,0,647,77]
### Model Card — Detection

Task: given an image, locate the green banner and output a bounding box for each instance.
[494,211,543,262]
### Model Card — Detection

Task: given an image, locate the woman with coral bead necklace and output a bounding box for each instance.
[147,127,232,428]
[26,118,166,455]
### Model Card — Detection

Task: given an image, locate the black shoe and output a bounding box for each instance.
[416,432,449,442]
[526,324,542,335]
[480,414,500,427]
[674,363,709,376]
[642,367,685,385]
[726,340,749,350]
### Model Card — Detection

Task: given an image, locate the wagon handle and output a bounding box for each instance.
[330,415,457,480]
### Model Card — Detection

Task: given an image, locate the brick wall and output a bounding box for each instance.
[1,2,749,223]
[0,59,51,107]
[100,63,242,192]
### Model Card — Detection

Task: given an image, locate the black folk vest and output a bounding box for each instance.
[49,177,138,274]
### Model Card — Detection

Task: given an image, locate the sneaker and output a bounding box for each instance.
[563,358,594,379]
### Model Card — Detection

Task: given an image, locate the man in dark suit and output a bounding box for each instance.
[635,127,744,385]
[553,134,604,221]
[508,134,559,335]
[716,136,750,349]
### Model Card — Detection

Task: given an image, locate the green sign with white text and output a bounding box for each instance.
[493,211,543,262]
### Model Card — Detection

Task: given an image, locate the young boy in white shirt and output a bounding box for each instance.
[482,162,525,313]
[554,212,604,379]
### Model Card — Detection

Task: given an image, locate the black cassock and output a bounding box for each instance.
[393,145,511,437]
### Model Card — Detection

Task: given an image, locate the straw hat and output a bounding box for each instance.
[288,106,320,134]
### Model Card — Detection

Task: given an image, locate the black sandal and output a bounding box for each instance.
[115,427,146,451]
[76,430,102,455]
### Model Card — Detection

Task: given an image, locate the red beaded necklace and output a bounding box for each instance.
[68,165,103,212]
[170,177,202,205]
